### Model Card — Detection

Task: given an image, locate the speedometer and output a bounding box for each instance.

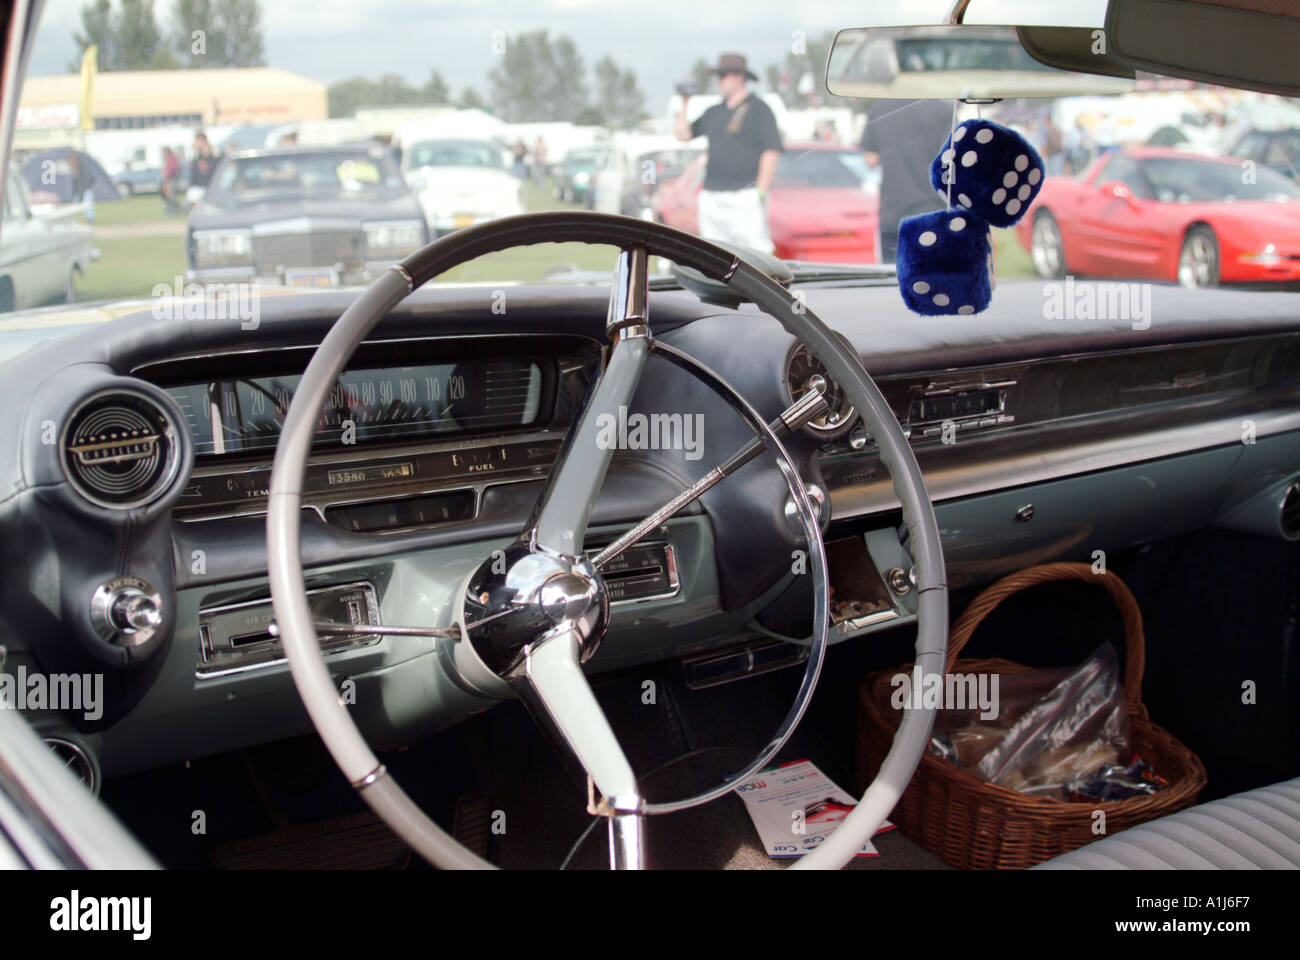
[785,345,855,435]
[167,358,547,456]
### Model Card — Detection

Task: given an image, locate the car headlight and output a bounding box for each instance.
[192,229,252,268]
[363,219,426,259]
[574,171,590,185]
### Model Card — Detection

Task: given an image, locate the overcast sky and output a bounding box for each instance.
[27,0,1109,108]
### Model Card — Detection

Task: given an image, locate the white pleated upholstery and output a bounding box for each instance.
[1036,778,1300,869]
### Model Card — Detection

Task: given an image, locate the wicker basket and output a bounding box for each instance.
[856,561,1207,869]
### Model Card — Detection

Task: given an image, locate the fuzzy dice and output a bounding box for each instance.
[930,119,1044,228]
[896,209,994,316]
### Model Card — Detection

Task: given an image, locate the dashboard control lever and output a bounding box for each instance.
[592,388,829,570]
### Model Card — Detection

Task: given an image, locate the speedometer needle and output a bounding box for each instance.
[591,386,827,571]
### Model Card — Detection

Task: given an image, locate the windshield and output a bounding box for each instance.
[565,148,610,169]
[5,0,1300,320]
[405,140,504,170]
[774,150,871,189]
[209,148,406,203]
[1138,156,1300,203]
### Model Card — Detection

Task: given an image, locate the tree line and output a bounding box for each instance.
[70,0,265,70]
[329,31,647,131]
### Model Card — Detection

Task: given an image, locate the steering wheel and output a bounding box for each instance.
[266,212,948,870]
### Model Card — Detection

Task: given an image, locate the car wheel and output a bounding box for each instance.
[1030,210,1066,279]
[1178,225,1220,288]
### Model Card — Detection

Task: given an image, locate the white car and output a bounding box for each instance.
[0,170,94,311]
[400,137,525,235]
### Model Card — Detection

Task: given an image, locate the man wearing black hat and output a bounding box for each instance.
[675,53,782,254]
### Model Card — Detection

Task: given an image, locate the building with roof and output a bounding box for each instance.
[16,68,327,150]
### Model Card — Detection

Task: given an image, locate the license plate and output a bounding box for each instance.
[453,214,475,228]
[284,266,338,288]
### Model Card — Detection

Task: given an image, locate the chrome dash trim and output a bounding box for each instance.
[829,394,1300,521]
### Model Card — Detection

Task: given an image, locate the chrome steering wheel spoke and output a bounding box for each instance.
[529,246,650,558]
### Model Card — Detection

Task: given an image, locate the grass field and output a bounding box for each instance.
[76,234,187,303]
[90,193,179,227]
[993,226,1035,279]
[75,177,1037,303]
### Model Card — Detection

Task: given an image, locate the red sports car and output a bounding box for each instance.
[1016,146,1300,288]
[653,142,879,264]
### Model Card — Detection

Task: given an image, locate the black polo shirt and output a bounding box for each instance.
[691,93,783,191]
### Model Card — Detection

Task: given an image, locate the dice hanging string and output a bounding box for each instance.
[946,99,959,210]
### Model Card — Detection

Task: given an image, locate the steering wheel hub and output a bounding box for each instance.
[461,543,609,677]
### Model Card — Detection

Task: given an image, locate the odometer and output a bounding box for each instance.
[167,358,545,456]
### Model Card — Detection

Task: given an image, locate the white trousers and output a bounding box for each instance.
[697,187,773,255]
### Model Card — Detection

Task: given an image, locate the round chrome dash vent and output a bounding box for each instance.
[60,390,181,509]
[1282,481,1300,539]
[45,738,98,794]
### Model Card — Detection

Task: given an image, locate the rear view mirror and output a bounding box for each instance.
[825,25,1134,101]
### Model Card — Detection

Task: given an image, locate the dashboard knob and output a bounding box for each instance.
[91,577,163,647]
[112,589,162,632]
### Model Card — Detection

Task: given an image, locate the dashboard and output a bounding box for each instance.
[4,278,1300,782]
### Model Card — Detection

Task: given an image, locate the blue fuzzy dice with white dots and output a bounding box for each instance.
[930,119,1044,228]
[896,209,994,316]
